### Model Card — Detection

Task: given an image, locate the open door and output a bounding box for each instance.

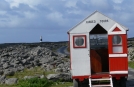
[90,24,109,74]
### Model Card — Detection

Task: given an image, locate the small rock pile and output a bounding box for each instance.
[0,43,71,84]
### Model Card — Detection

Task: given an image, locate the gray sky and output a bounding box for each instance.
[0,0,133,43]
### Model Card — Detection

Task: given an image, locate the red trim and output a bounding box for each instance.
[69,34,72,69]
[112,27,121,32]
[112,74,128,80]
[122,34,127,53]
[73,35,87,48]
[72,76,89,81]
[108,35,112,54]
[72,74,128,81]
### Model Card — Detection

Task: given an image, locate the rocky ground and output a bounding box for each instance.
[0,42,71,85]
[0,42,133,86]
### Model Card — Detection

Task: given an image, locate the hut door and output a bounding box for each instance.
[71,34,91,76]
[89,24,109,74]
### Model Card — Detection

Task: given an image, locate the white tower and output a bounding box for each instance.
[40,36,42,42]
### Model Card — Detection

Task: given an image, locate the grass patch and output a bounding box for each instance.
[50,82,73,87]
[18,77,53,87]
[0,84,18,87]
[7,67,56,79]
[2,67,73,87]
[128,61,134,69]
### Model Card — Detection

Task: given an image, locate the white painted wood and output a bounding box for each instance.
[113,46,123,53]
[108,23,126,35]
[70,33,91,76]
[92,85,112,87]
[68,11,128,34]
[109,54,127,57]
[89,77,92,87]
[91,78,110,81]
[110,71,128,74]
[89,75,113,87]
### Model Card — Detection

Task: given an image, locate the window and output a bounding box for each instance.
[75,37,84,46]
[73,35,86,48]
[112,35,123,53]
[112,35,122,45]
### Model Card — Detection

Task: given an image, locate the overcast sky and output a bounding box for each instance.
[0,0,133,43]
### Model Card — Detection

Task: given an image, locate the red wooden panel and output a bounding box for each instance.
[109,57,128,71]
[108,34,127,54]
[121,34,127,53]
[90,50,102,73]
[108,35,112,54]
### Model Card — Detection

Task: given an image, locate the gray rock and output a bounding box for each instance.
[17,66,24,72]
[3,63,9,69]
[14,60,20,64]
[40,75,45,79]
[57,63,64,68]
[46,74,58,80]
[24,76,38,79]
[0,75,6,84]
[0,70,3,75]
[4,69,15,76]
[44,64,54,72]
[1,59,7,62]
[40,58,49,64]
[54,68,63,73]
[5,78,18,85]
[46,73,71,81]
[49,52,57,56]
[30,46,42,56]
[21,59,27,64]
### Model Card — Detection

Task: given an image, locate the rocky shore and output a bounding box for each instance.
[0,42,71,84]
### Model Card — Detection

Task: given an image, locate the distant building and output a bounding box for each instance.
[40,36,42,42]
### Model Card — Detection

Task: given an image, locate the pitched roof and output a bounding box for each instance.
[68,11,128,34]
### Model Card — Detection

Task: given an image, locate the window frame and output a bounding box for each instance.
[73,35,87,48]
[112,35,123,53]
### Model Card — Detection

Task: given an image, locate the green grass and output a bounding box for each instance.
[0,81,73,87]
[18,77,53,87]
[1,67,73,87]
[0,84,18,87]
[7,67,56,79]
[50,82,73,87]
[128,61,134,69]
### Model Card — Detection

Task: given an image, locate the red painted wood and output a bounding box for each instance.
[68,34,72,69]
[109,57,128,71]
[90,50,102,73]
[112,27,121,31]
[72,74,128,81]
[72,76,89,81]
[108,35,112,54]
[121,34,127,53]
[108,34,127,54]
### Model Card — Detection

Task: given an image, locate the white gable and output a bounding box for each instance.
[68,11,128,34]
[108,23,126,35]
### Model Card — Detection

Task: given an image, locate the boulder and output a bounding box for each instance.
[5,78,18,85]
[4,69,15,76]
[0,75,6,84]
[3,63,9,69]
[23,76,38,79]
[0,70,3,75]
[46,73,71,81]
